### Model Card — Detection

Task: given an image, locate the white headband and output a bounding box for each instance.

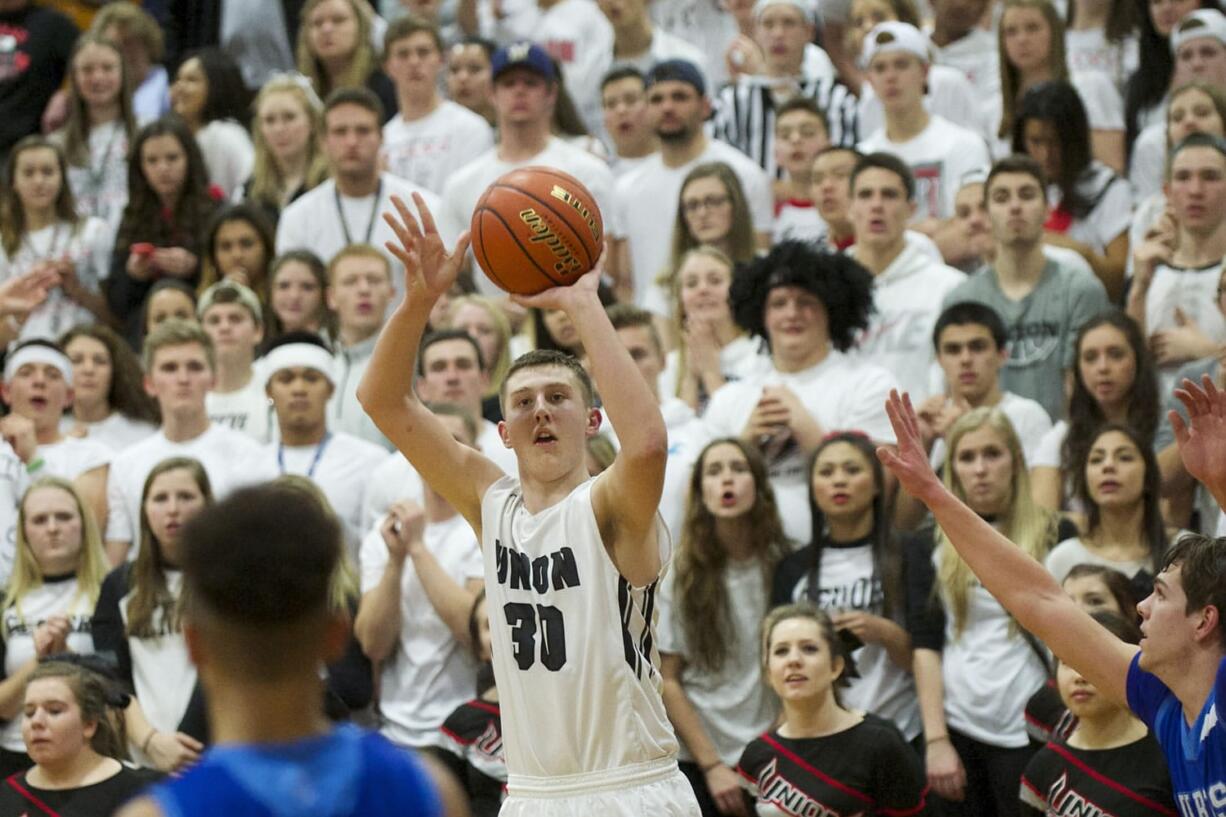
[4,345,73,387]
[262,343,335,386]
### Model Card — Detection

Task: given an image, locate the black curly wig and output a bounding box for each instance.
[729,241,875,353]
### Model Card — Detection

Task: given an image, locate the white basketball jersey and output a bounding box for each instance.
[481,474,679,781]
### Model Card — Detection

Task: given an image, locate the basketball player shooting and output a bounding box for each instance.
[358,194,702,816]
[877,385,1226,811]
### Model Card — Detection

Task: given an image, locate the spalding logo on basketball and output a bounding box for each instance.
[470,167,604,295]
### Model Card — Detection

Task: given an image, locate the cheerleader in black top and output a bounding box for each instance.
[0,660,159,817]
[439,590,504,817]
[737,603,927,817]
[1020,611,1175,817]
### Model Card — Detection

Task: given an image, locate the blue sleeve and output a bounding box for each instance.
[1216,657,1226,736]
[1126,650,1172,730]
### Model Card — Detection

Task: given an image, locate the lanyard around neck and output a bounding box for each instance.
[277,431,332,479]
[334,180,382,246]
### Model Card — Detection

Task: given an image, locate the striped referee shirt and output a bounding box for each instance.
[713,75,858,178]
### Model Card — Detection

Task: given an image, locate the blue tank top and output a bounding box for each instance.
[150,724,442,817]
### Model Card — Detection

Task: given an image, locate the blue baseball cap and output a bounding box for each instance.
[491,41,557,82]
[645,59,706,97]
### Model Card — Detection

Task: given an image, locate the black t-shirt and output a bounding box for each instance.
[736,715,926,816]
[0,765,160,817]
[1019,733,1176,816]
[439,699,504,817]
[0,4,78,156]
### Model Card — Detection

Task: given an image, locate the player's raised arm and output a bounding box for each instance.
[357,194,504,534]
[876,390,1137,705]
[512,264,669,587]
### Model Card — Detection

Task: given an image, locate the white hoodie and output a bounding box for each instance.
[850,240,964,400]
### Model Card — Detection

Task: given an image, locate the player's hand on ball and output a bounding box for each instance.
[508,261,602,312]
[876,390,944,505]
[384,193,471,304]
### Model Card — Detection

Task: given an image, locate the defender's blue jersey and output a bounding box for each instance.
[1127,653,1226,817]
[149,724,441,817]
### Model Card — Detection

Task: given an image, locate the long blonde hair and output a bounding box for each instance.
[248,74,330,211]
[296,0,379,100]
[4,478,109,638]
[997,0,1069,139]
[937,408,1057,634]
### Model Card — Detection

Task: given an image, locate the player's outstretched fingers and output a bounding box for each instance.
[411,191,440,236]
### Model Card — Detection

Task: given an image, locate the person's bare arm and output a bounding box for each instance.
[1029,465,1062,511]
[357,195,505,535]
[660,653,748,817]
[913,648,966,802]
[877,390,1138,706]
[513,266,669,587]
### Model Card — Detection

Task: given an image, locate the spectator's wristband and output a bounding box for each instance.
[25,458,44,475]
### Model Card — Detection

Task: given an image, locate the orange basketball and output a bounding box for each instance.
[470,167,603,295]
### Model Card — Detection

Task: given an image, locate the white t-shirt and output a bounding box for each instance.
[360,451,425,534]
[0,576,95,751]
[928,27,1000,101]
[1144,260,1226,394]
[857,64,982,143]
[439,138,615,298]
[848,241,965,401]
[1045,536,1155,585]
[1129,122,1166,204]
[648,0,738,88]
[936,561,1049,747]
[249,431,388,556]
[857,115,991,221]
[1030,419,1066,470]
[0,218,110,342]
[930,391,1054,471]
[39,436,111,480]
[657,559,778,765]
[773,201,824,244]
[105,423,263,548]
[59,412,156,452]
[0,448,28,587]
[659,397,712,542]
[359,513,484,748]
[195,119,254,200]
[1065,28,1139,92]
[382,101,495,196]
[703,352,899,542]
[657,333,770,405]
[1053,162,1132,256]
[277,175,443,307]
[206,375,273,444]
[60,119,129,243]
[611,140,773,311]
